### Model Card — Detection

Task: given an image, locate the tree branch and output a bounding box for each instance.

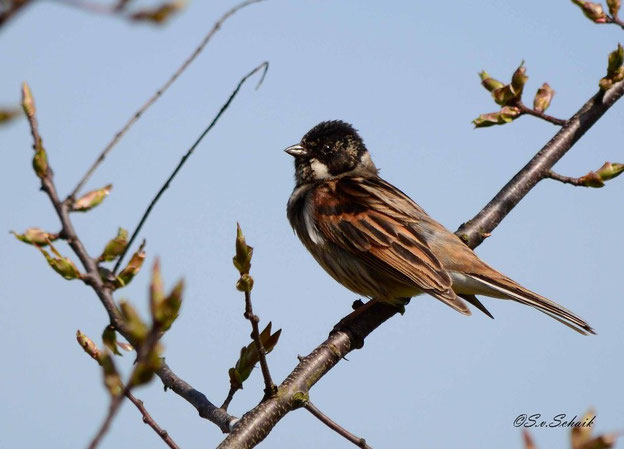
[305,402,372,449]
[516,101,568,126]
[243,289,276,397]
[112,61,268,274]
[606,14,624,30]
[87,328,162,449]
[22,84,237,435]
[68,0,266,199]
[0,0,32,29]
[126,391,180,449]
[216,79,624,449]
[546,170,589,186]
[457,79,624,248]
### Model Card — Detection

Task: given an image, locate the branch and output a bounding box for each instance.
[0,0,32,28]
[21,84,237,435]
[112,61,268,274]
[606,14,624,30]
[68,0,266,198]
[126,391,180,449]
[546,170,587,186]
[457,79,624,248]
[157,361,237,433]
[305,402,372,449]
[216,79,624,449]
[88,322,164,449]
[243,290,276,397]
[516,101,568,126]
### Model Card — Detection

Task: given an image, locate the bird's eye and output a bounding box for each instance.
[321,144,333,155]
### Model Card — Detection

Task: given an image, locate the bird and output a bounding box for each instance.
[285,120,594,335]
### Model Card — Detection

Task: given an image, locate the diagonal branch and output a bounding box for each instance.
[126,391,180,449]
[305,402,372,449]
[112,61,268,274]
[243,289,276,397]
[456,79,624,248]
[216,80,624,449]
[0,0,32,29]
[22,84,237,435]
[68,0,266,199]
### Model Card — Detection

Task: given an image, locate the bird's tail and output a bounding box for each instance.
[464,273,595,335]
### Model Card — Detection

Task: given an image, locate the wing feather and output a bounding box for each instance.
[313,176,470,315]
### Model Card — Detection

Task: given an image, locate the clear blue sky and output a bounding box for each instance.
[1,1,623,448]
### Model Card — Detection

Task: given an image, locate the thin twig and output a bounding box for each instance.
[457,79,624,248]
[22,86,237,434]
[112,61,268,274]
[221,386,237,411]
[244,290,276,397]
[68,0,266,199]
[606,14,624,30]
[87,330,162,449]
[126,391,180,449]
[305,402,372,449]
[545,170,586,186]
[217,80,624,449]
[517,102,567,126]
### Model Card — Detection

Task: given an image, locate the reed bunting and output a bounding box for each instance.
[285,120,594,335]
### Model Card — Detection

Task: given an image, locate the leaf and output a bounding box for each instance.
[233,223,253,275]
[116,241,146,288]
[76,330,101,362]
[102,325,121,356]
[71,184,112,212]
[99,228,128,262]
[228,322,281,390]
[0,108,21,125]
[11,228,58,246]
[37,243,81,280]
[130,0,185,24]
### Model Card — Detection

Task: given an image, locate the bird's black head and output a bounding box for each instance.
[285,120,377,185]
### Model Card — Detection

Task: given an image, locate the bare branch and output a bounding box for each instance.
[217,80,624,449]
[305,402,372,449]
[157,361,237,433]
[516,101,568,126]
[68,0,266,199]
[243,289,276,397]
[546,170,590,186]
[126,391,180,449]
[112,61,269,274]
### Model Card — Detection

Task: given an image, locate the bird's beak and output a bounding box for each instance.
[284,144,307,157]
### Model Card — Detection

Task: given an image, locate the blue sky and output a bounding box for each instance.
[1,1,623,448]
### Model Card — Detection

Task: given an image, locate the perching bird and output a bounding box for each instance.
[285,120,594,335]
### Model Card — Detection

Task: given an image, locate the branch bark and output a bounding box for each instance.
[457,80,624,248]
[126,391,180,449]
[217,79,624,448]
[22,85,237,435]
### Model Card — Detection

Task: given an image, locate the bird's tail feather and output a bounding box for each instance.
[466,273,595,335]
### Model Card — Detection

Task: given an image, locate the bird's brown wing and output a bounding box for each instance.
[312,176,470,315]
